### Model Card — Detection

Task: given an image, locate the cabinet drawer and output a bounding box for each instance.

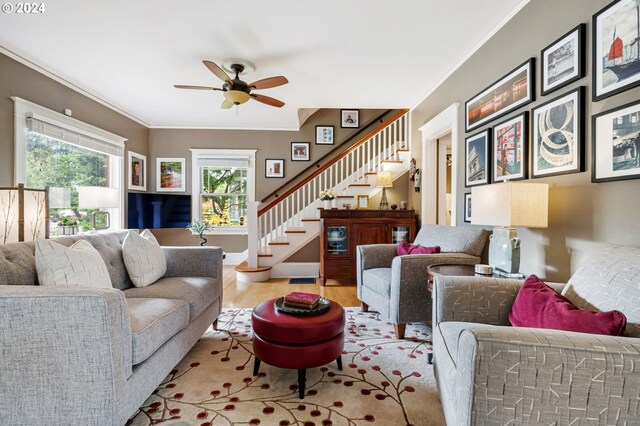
[384,210,414,218]
[352,210,384,218]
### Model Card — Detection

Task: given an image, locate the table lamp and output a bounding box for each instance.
[0,184,49,243]
[471,182,548,274]
[78,186,119,230]
[376,171,393,210]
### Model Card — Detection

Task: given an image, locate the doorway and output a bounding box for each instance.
[436,135,452,225]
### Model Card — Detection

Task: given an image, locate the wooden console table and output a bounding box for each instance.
[319,209,416,285]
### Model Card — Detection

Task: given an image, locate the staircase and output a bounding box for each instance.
[237,109,411,282]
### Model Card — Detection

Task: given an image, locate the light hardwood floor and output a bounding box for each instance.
[221,266,360,308]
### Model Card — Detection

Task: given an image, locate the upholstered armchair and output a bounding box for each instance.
[356,224,487,338]
[432,245,640,425]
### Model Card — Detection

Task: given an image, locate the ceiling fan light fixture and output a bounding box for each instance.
[224,90,250,105]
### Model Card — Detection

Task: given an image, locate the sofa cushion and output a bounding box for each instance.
[126,298,189,365]
[124,277,221,321]
[362,268,392,296]
[35,239,112,288]
[413,224,486,256]
[563,245,640,337]
[123,230,167,288]
[512,275,627,336]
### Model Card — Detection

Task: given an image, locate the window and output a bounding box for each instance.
[13,97,126,233]
[191,149,256,234]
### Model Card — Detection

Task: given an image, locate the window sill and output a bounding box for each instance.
[193,227,248,236]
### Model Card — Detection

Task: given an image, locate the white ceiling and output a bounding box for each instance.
[0,0,525,129]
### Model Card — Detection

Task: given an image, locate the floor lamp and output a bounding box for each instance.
[471,182,548,274]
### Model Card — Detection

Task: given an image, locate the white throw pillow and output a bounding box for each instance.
[35,239,112,288]
[122,229,167,288]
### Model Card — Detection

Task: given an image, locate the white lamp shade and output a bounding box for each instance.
[78,186,120,209]
[0,188,19,244]
[376,171,393,188]
[471,182,548,228]
[49,187,71,208]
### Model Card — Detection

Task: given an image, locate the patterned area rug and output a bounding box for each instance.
[129,308,445,425]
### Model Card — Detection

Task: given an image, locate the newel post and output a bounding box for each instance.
[247,201,259,268]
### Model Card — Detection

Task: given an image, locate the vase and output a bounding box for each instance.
[331,199,337,209]
[323,200,331,210]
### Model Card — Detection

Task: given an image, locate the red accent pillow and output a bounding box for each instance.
[397,241,441,256]
[509,275,627,336]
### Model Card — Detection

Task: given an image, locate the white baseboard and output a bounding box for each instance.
[270,262,320,278]
[224,251,247,266]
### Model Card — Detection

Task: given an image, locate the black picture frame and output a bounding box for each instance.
[465,58,535,132]
[315,125,335,145]
[265,158,284,178]
[464,193,472,223]
[492,112,529,183]
[291,142,310,161]
[593,0,640,101]
[541,23,586,96]
[531,86,585,178]
[592,98,640,182]
[465,129,491,187]
[340,109,360,128]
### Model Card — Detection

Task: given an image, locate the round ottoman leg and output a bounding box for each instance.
[336,355,342,371]
[253,357,261,376]
[298,369,306,399]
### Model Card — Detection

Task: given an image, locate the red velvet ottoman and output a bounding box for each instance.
[251,298,345,399]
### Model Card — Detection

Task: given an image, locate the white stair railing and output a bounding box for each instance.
[253,110,410,259]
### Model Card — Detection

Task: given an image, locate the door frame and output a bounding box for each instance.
[418,103,459,226]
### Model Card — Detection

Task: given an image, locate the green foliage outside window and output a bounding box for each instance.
[201,167,247,227]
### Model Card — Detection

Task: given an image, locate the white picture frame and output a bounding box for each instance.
[156,157,186,192]
[128,151,146,191]
[316,125,335,145]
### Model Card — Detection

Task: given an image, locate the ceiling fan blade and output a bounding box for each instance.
[221,99,234,109]
[174,85,222,91]
[203,60,231,82]
[251,94,285,108]
[248,76,289,90]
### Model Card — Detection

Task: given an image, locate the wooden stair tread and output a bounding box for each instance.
[365,172,378,175]
[349,184,370,187]
[285,230,306,234]
[382,160,403,163]
[337,195,354,198]
[397,149,410,152]
[301,218,320,222]
[235,261,271,272]
[269,242,290,246]
[257,254,273,257]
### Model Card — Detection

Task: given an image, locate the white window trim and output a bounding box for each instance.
[190,148,256,235]
[12,97,128,229]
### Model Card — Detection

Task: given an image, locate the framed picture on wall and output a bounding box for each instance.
[592,99,640,182]
[593,0,640,101]
[156,158,186,192]
[531,86,585,178]
[492,112,528,182]
[465,129,491,187]
[291,142,310,161]
[316,125,335,145]
[541,24,586,96]
[464,193,472,223]
[465,58,535,132]
[128,151,146,191]
[341,109,360,128]
[265,159,285,178]
[356,194,369,209]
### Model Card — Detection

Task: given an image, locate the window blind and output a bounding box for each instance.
[196,158,249,168]
[26,117,124,157]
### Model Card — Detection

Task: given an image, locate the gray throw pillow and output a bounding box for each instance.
[35,239,112,288]
[123,229,167,287]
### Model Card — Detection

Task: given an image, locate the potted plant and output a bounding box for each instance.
[57,216,79,236]
[319,189,337,209]
[186,220,214,246]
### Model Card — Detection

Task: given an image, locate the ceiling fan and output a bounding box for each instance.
[174,60,288,109]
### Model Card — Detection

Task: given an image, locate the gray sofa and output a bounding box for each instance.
[0,231,223,425]
[432,244,640,425]
[356,224,487,338]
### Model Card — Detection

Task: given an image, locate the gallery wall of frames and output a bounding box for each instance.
[464,0,640,220]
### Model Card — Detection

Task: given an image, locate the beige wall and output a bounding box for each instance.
[0,52,149,186]
[409,0,640,281]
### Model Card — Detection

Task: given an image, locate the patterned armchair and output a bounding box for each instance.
[432,245,640,425]
[356,224,487,339]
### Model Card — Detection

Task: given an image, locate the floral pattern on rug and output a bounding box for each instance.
[129,308,445,426]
